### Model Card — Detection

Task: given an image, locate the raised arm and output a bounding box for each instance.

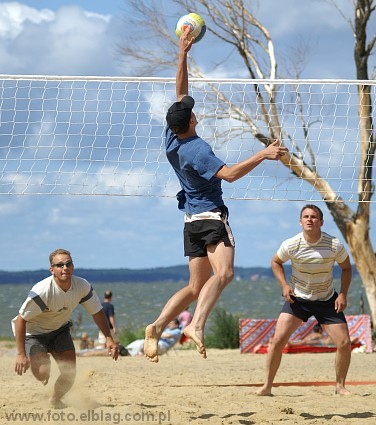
[176,28,194,101]
[216,140,288,183]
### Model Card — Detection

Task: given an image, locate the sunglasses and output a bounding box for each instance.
[52,261,73,268]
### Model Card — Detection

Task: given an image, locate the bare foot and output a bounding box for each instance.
[256,387,273,396]
[144,324,159,363]
[49,397,67,409]
[183,324,207,359]
[335,386,352,395]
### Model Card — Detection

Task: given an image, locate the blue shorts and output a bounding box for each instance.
[183,206,234,257]
[25,322,75,357]
[281,292,347,325]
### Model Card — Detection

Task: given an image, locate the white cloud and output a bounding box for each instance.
[0,2,54,39]
[0,2,121,76]
[84,11,111,24]
[148,90,168,123]
[95,166,157,196]
[0,198,21,215]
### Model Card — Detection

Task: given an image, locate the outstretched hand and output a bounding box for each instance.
[15,354,30,375]
[265,140,289,160]
[106,338,119,360]
[179,27,195,53]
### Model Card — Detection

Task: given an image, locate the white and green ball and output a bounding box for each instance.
[175,13,206,43]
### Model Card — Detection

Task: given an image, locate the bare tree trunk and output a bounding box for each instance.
[347,217,376,325]
[351,0,376,326]
[122,0,376,327]
[326,201,376,325]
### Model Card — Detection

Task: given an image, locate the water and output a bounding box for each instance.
[2,277,367,339]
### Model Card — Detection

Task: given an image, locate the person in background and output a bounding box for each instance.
[12,249,118,409]
[179,306,193,330]
[287,323,335,347]
[143,27,288,363]
[97,290,119,347]
[79,332,94,350]
[257,204,353,396]
[178,306,194,344]
[127,319,181,357]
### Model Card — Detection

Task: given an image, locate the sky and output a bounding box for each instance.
[0,0,375,272]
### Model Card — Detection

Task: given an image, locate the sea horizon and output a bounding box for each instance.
[2,277,367,339]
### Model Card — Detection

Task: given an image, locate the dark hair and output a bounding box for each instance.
[300,204,323,220]
[104,290,112,299]
[171,318,180,326]
[171,122,190,135]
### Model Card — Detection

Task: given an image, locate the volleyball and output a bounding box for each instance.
[175,13,206,43]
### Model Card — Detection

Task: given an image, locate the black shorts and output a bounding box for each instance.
[184,206,235,257]
[25,322,75,357]
[281,292,347,325]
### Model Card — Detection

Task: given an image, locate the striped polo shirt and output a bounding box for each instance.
[277,231,349,301]
[12,275,102,335]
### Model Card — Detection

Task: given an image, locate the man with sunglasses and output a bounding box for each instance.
[12,248,118,409]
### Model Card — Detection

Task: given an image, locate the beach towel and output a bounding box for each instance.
[239,314,373,353]
[252,342,362,354]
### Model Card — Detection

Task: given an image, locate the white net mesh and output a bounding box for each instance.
[0,75,375,202]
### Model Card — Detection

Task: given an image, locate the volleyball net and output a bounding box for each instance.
[0,75,375,202]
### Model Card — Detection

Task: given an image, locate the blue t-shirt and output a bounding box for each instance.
[102,301,115,329]
[165,127,225,214]
[159,326,182,349]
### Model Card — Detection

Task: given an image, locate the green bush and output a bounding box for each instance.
[205,307,240,349]
[118,324,145,347]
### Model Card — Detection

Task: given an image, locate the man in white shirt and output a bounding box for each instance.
[12,248,118,408]
[257,204,353,396]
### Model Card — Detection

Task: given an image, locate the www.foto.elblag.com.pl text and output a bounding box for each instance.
[4,409,172,424]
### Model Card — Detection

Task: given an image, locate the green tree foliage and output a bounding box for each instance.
[118,324,145,347]
[206,308,240,349]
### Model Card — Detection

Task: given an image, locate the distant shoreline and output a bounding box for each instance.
[0,264,355,285]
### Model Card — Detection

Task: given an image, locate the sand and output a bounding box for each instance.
[1,344,376,425]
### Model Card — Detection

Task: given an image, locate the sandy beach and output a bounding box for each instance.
[1,343,376,425]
